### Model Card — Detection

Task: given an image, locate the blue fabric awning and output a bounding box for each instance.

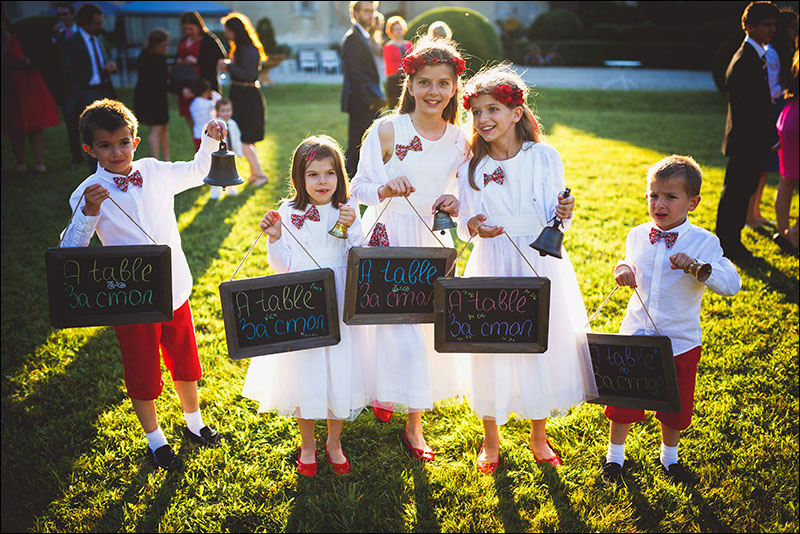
[116,1,231,15]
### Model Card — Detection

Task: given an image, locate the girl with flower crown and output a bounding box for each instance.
[350,36,468,461]
[457,64,596,474]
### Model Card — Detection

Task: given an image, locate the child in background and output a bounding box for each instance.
[241,135,369,477]
[603,155,741,483]
[211,97,242,198]
[189,78,221,153]
[60,99,227,471]
[458,64,595,473]
[350,36,468,461]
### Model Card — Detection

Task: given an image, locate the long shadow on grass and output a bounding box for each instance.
[542,467,591,532]
[733,256,799,305]
[493,467,527,531]
[99,466,187,531]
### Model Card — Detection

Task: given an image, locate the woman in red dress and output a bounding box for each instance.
[1,14,60,173]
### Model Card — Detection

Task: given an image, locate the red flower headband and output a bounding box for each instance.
[402,53,466,76]
[462,84,525,111]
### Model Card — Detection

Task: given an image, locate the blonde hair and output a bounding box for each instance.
[222,12,267,62]
[463,64,543,191]
[428,20,452,40]
[385,15,407,38]
[647,155,703,197]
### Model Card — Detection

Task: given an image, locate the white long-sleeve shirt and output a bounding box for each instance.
[190,92,221,139]
[59,131,218,310]
[617,218,741,355]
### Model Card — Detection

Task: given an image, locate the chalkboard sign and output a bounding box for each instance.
[343,247,456,325]
[433,277,550,353]
[219,268,340,360]
[46,245,173,328]
[586,333,681,413]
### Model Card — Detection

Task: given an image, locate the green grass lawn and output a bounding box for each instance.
[2,84,798,533]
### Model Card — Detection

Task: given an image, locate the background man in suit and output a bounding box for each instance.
[61,2,116,171]
[50,2,83,167]
[341,0,386,179]
[716,1,781,262]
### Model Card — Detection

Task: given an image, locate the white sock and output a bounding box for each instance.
[209,186,222,199]
[660,443,679,468]
[226,186,238,196]
[606,441,626,466]
[184,409,205,436]
[145,426,168,452]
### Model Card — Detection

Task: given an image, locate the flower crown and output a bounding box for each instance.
[462,84,525,111]
[401,53,466,76]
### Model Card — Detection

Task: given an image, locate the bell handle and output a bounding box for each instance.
[218,139,228,152]
[552,186,572,227]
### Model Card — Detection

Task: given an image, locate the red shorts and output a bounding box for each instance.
[113,300,202,400]
[604,345,701,431]
[193,138,202,152]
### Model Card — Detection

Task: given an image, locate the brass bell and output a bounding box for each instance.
[687,261,712,282]
[203,139,244,189]
[531,187,571,259]
[432,207,457,235]
[328,221,348,239]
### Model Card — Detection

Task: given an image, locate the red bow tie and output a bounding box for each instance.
[291,205,321,229]
[484,166,505,187]
[649,227,678,248]
[395,135,423,161]
[112,170,143,192]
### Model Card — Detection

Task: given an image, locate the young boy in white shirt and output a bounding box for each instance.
[188,78,221,153]
[60,99,228,471]
[602,155,742,483]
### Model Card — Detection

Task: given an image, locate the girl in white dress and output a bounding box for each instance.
[241,135,369,477]
[350,36,468,461]
[457,65,596,473]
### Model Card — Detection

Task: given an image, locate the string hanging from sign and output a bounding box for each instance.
[229,220,323,281]
[503,232,540,277]
[583,284,660,336]
[445,232,476,277]
[57,190,157,247]
[401,196,448,248]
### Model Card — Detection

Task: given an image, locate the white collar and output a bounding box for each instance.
[355,23,371,40]
[650,217,691,236]
[745,36,767,58]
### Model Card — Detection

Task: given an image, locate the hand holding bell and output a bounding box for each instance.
[329,202,355,239]
[531,187,571,258]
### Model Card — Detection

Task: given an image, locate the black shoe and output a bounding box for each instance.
[183,425,224,447]
[773,233,799,255]
[728,247,760,264]
[148,444,183,471]
[661,461,691,484]
[601,461,623,483]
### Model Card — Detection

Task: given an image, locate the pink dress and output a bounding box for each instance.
[777,98,799,180]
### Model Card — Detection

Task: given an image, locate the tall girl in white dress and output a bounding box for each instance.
[241,135,369,477]
[350,36,468,460]
[457,65,596,473]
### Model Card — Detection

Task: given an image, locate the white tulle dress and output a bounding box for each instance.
[456,142,597,425]
[240,199,371,421]
[350,112,468,411]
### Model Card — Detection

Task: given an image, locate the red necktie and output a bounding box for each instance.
[113,170,143,192]
[649,227,678,248]
[291,205,321,229]
[483,166,505,187]
[395,136,423,161]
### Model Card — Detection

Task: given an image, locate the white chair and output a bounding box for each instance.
[298,49,320,74]
[320,49,340,74]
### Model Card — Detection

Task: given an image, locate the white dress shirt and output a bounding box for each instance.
[190,93,221,139]
[79,27,105,86]
[764,43,781,102]
[617,218,741,355]
[59,132,218,310]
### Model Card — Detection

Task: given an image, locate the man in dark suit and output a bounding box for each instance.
[340,1,386,179]
[716,1,780,262]
[61,2,116,170]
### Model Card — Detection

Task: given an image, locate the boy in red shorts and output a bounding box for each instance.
[60,99,227,471]
[602,155,742,483]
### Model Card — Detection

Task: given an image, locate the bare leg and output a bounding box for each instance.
[9,131,25,169]
[173,380,200,414]
[131,398,159,433]
[775,177,799,247]
[529,418,556,460]
[405,410,432,453]
[661,422,680,447]
[747,172,769,226]
[479,417,500,463]
[148,126,160,160]
[610,421,633,445]
[326,419,346,463]
[29,131,45,170]
[158,125,170,161]
[297,418,317,463]
[242,143,268,184]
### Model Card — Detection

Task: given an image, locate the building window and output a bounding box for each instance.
[293,1,318,16]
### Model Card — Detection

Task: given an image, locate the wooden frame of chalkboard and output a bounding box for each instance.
[586,333,681,413]
[46,245,173,328]
[219,268,340,360]
[343,247,456,325]
[434,277,551,353]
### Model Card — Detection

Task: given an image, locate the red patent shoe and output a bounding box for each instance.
[325,446,351,476]
[531,439,562,467]
[477,447,499,475]
[297,447,318,477]
[372,400,394,422]
[403,427,434,461]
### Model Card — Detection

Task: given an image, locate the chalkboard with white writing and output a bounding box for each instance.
[46,245,173,328]
[343,247,456,325]
[586,333,681,413]
[434,277,550,353]
[219,268,340,359]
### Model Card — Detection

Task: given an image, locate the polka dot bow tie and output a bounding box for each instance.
[291,205,321,229]
[649,227,678,248]
[112,170,143,192]
[484,166,505,187]
[395,135,423,161]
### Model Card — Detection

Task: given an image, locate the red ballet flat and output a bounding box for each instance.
[403,427,434,461]
[477,447,499,475]
[325,446,351,476]
[297,447,318,477]
[531,439,562,467]
[371,400,394,422]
